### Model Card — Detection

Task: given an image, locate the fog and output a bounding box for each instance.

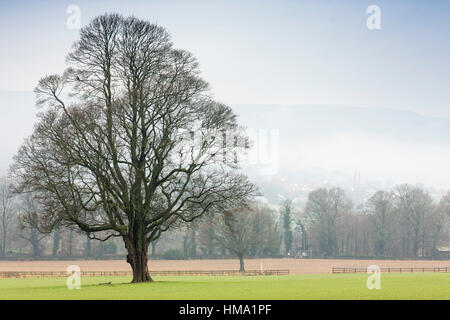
[233,104,450,198]
[2,94,450,204]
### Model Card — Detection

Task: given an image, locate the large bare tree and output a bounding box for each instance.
[11,14,255,282]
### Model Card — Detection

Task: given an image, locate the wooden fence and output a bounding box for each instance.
[0,269,289,278]
[332,267,450,274]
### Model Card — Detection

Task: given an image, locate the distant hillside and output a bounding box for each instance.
[232,104,450,205]
[232,104,450,145]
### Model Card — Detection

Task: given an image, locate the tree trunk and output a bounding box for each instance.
[124,235,152,283]
[127,249,152,283]
[32,242,40,257]
[31,230,40,258]
[238,254,245,272]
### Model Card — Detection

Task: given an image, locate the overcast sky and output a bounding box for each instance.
[1,0,449,189]
[1,0,450,115]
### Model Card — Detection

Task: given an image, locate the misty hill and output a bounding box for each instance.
[232,104,450,145]
[232,104,450,205]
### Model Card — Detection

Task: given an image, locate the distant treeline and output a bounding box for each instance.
[1,177,449,261]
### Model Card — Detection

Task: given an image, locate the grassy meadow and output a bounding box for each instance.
[0,273,449,300]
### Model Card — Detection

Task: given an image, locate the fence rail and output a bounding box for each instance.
[0,269,289,278]
[332,267,450,274]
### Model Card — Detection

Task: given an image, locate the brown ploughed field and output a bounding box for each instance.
[0,258,449,274]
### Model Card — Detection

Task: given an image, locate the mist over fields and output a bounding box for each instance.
[1,91,450,206]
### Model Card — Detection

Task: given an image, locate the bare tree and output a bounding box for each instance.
[427,191,450,257]
[294,216,309,256]
[365,191,395,256]
[17,192,48,257]
[304,187,352,256]
[0,177,15,256]
[281,199,293,256]
[214,204,268,271]
[11,14,255,282]
[437,191,450,218]
[198,219,217,256]
[410,188,434,257]
[52,228,61,257]
[393,184,415,257]
[250,205,281,257]
[393,185,435,257]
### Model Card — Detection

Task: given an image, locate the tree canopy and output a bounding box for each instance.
[11,13,255,282]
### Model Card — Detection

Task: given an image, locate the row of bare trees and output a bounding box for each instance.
[0,176,280,271]
[187,186,449,265]
[2,177,450,271]
[302,186,450,258]
[169,184,450,269]
[0,177,48,257]
[0,177,122,257]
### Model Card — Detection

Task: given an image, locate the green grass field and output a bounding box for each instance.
[0,273,449,300]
